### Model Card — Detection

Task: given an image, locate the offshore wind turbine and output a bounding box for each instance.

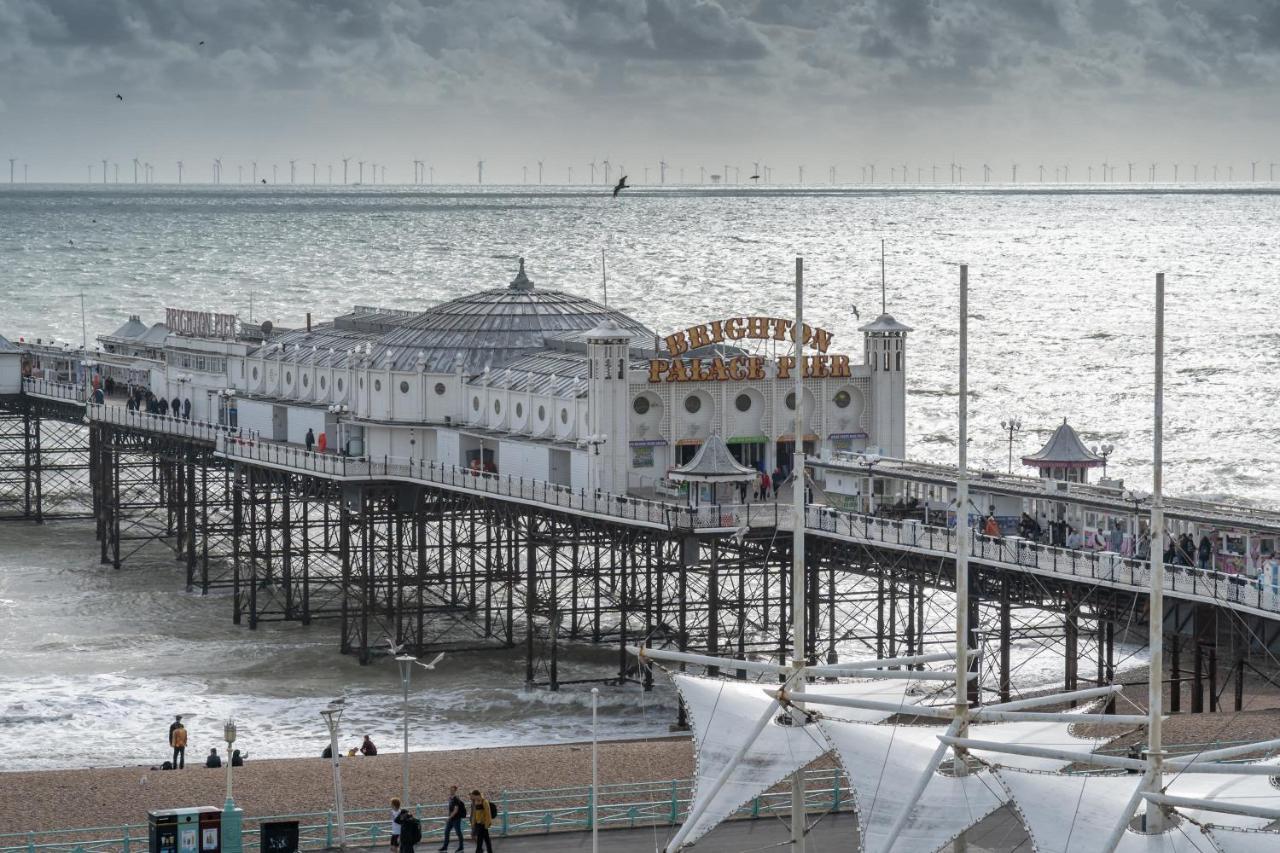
[659,158,668,185]
[589,161,597,183]
[370,162,376,184]
[328,164,333,184]
[567,165,573,183]
[312,162,317,184]
[477,159,484,185]
[289,160,297,184]
[1252,160,1258,181]
[238,165,244,183]
[1228,164,1234,181]
[214,158,222,184]
[522,165,528,184]
[1193,163,1199,181]
[272,164,278,184]
[176,160,183,184]
[252,161,258,183]
[102,159,108,184]
[357,161,364,183]
[982,163,990,183]
[7,158,14,183]
[1173,163,1179,182]
[342,157,350,185]
[1011,163,1018,183]
[538,160,544,184]
[1038,164,1045,182]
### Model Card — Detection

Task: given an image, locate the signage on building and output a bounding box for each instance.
[165,307,238,339]
[648,317,851,384]
[662,316,833,357]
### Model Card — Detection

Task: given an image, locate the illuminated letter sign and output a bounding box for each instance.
[647,318,852,384]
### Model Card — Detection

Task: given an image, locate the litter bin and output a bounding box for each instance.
[149,808,222,853]
[260,821,300,853]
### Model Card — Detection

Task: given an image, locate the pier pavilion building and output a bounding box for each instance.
[137,259,908,497]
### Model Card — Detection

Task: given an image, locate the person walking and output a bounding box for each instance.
[395,806,422,853]
[317,430,328,453]
[389,798,403,850]
[439,785,466,852]
[168,716,187,769]
[305,428,315,452]
[1198,535,1213,572]
[759,471,770,501]
[469,790,495,853]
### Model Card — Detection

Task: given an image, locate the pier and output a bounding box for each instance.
[4,372,1278,715]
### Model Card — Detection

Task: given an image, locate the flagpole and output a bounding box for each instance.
[790,256,807,853]
[1145,272,1168,832]
[953,264,972,853]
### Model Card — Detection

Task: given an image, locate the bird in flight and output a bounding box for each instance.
[261,178,267,184]
[851,305,860,320]
[115,93,123,101]
[749,173,760,181]
[612,175,628,197]
[198,40,205,46]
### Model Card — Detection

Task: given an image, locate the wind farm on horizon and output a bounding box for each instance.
[6,155,1280,187]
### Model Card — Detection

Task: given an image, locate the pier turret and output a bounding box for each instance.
[585,319,632,494]
[1021,418,1102,484]
[860,313,910,458]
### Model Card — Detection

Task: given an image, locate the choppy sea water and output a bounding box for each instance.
[0,183,1268,769]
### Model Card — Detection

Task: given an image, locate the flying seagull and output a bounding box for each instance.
[198,40,205,46]
[612,175,628,197]
[115,93,123,101]
[414,652,446,670]
[749,173,760,181]
[851,305,860,320]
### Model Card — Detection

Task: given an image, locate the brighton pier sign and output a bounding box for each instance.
[648,316,852,384]
[166,307,238,340]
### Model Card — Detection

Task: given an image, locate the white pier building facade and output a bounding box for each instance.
[140,259,908,498]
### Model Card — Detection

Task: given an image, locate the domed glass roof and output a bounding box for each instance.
[371,260,654,373]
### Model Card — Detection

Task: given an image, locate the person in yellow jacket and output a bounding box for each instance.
[168,716,187,768]
[469,790,494,853]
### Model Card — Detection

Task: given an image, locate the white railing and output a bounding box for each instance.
[806,506,1280,616]
[86,403,240,443]
[21,377,87,403]
[216,437,785,532]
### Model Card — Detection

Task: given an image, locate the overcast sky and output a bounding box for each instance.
[3,0,1279,183]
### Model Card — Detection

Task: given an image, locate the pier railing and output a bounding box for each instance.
[807,506,1280,616]
[216,436,785,531]
[88,403,241,443]
[21,377,86,403]
[0,767,850,853]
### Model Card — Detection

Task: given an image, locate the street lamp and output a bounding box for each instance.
[320,703,347,848]
[1093,442,1116,478]
[1000,418,1023,474]
[853,452,881,514]
[1123,489,1150,559]
[222,719,242,853]
[577,433,607,496]
[396,654,414,808]
[591,687,600,853]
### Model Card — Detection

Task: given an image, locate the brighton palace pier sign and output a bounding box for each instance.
[647,316,852,383]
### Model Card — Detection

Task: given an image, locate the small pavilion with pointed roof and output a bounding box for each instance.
[669,433,758,505]
[1021,418,1103,483]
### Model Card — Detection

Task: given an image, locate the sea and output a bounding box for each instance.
[0,182,1276,771]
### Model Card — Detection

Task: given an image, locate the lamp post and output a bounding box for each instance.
[591,687,599,853]
[1093,442,1116,478]
[1123,489,1150,559]
[397,654,414,808]
[854,452,881,514]
[222,719,242,853]
[1000,418,1022,474]
[577,433,607,497]
[320,704,347,848]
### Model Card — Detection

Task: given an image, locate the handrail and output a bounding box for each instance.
[21,377,87,403]
[216,437,784,532]
[86,403,240,443]
[806,505,1280,616]
[0,768,850,852]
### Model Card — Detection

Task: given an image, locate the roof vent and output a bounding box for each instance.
[509,257,534,291]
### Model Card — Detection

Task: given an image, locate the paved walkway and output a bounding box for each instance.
[414,807,1031,851]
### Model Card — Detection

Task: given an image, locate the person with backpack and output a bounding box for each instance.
[168,716,187,769]
[469,790,494,853]
[439,786,466,852]
[395,807,421,853]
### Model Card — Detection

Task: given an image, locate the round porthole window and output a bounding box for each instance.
[538,405,546,421]
[285,371,292,385]
[560,408,569,424]
[400,380,410,394]
[374,379,382,392]
[434,382,446,396]
[633,397,650,415]
[251,366,259,380]
[473,397,480,412]
[320,376,327,390]
[494,399,501,414]
[735,393,751,412]
[834,390,851,408]
[516,402,524,418]
[785,392,796,410]
[359,377,364,389]
[337,378,344,392]
[684,395,702,414]
[302,374,309,388]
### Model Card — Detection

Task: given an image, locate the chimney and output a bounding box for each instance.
[306,312,312,332]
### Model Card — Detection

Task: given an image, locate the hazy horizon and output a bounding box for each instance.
[2,0,1280,184]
